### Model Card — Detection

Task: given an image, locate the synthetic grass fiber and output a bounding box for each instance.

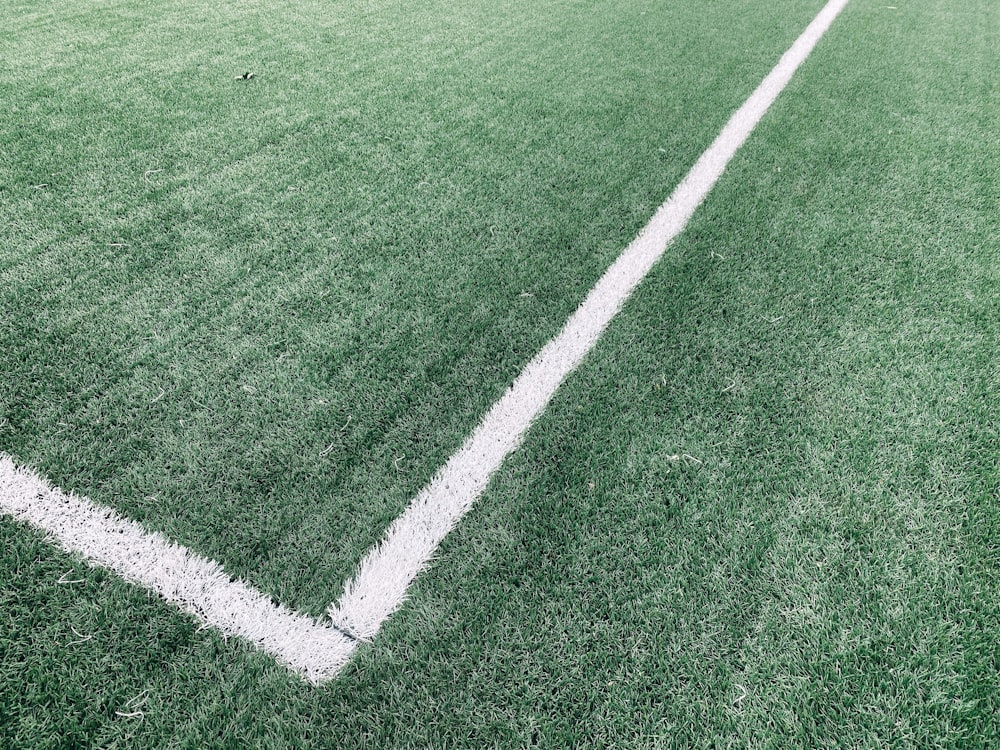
[3,0,825,616]
[2,0,998,747]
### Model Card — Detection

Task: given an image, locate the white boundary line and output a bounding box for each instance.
[0,455,357,683]
[0,0,849,683]
[328,0,851,641]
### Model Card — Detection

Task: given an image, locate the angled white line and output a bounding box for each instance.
[328,0,852,640]
[0,455,356,684]
[0,0,849,682]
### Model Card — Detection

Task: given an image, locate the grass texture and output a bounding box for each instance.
[2,0,998,747]
[2,0,822,613]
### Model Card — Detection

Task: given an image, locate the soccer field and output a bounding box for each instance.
[2,0,998,746]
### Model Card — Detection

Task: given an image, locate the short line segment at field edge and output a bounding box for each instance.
[0,0,851,683]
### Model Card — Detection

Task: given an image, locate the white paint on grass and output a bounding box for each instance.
[329,0,852,641]
[0,454,356,684]
[0,0,849,681]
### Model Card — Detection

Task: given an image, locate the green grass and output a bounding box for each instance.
[2,0,999,747]
[1,0,822,613]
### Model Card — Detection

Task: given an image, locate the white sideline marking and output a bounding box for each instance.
[0,455,356,684]
[328,0,852,640]
[0,0,849,682]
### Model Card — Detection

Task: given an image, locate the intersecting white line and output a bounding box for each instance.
[0,0,850,683]
[0,454,357,683]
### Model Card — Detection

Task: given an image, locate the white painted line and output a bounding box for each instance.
[329,0,852,641]
[0,454,356,684]
[0,0,849,682]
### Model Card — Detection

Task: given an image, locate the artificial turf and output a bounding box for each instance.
[1,0,823,615]
[2,0,998,747]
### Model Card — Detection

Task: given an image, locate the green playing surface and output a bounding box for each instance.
[2,0,997,746]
